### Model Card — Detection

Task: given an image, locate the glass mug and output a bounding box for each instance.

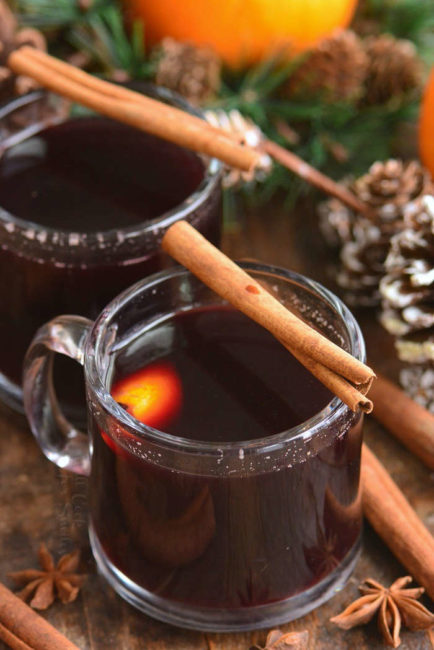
[0,85,222,412]
[23,263,364,632]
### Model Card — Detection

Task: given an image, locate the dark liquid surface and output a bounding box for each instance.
[90,307,363,609]
[0,117,205,230]
[112,307,333,442]
[0,117,221,397]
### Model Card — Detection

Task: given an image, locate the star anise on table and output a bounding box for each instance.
[330,576,434,648]
[8,544,86,610]
[253,628,309,649]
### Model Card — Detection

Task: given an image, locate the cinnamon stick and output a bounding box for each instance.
[0,582,79,650]
[281,341,373,413]
[162,221,375,389]
[0,622,33,650]
[8,47,262,173]
[8,48,372,219]
[262,139,373,218]
[361,444,434,599]
[18,47,223,137]
[369,372,434,470]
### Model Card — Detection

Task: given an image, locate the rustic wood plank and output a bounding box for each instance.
[0,201,432,649]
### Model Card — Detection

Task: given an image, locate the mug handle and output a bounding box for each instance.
[23,315,93,476]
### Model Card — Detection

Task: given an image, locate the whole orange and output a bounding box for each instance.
[126,0,358,67]
[420,68,434,178]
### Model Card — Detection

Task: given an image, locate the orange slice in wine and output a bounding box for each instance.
[111,361,182,430]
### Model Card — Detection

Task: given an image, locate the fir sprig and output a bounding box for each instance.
[12,0,432,207]
[16,0,108,28]
[208,52,420,205]
[16,0,153,78]
[362,0,434,64]
[69,6,153,78]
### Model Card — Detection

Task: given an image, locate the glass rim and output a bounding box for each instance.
[84,262,366,456]
[0,86,222,242]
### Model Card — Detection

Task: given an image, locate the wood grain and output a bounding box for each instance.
[0,201,432,649]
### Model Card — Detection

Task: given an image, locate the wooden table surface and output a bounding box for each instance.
[1,201,433,649]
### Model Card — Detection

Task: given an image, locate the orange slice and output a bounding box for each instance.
[111,361,182,430]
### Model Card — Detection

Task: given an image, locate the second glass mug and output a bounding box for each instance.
[23,263,365,632]
[0,85,222,412]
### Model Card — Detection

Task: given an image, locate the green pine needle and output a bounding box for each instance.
[16,0,109,28]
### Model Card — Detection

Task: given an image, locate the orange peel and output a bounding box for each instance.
[111,361,182,430]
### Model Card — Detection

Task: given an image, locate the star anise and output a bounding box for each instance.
[303,529,340,578]
[8,544,86,610]
[253,629,309,649]
[330,576,434,648]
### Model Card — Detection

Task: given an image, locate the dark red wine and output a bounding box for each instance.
[0,117,221,393]
[89,307,363,608]
[0,117,205,230]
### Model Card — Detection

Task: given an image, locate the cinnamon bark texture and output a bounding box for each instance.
[262,139,371,217]
[162,220,375,411]
[0,621,33,650]
[282,342,373,413]
[361,445,434,599]
[369,372,434,469]
[0,581,80,650]
[7,47,371,216]
[8,47,262,173]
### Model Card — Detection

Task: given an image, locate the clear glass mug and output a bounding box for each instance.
[0,86,222,412]
[23,263,365,632]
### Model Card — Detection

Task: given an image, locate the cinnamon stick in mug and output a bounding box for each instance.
[162,220,375,390]
[8,47,261,173]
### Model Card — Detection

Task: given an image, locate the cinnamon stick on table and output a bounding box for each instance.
[0,581,79,650]
[362,444,434,600]
[162,220,375,413]
[0,621,33,650]
[368,372,434,470]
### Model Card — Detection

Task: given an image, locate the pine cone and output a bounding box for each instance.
[380,195,434,354]
[0,0,46,101]
[364,35,422,105]
[284,30,368,103]
[205,109,272,188]
[319,160,434,306]
[154,38,221,106]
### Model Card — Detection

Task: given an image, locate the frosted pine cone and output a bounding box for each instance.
[400,365,434,413]
[205,109,272,188]
[380,195,434,349]
[380,195,434,412]
[154,38,221,105]
[319,160,434,306]
[285,29,368,103]
[364,35,422,105]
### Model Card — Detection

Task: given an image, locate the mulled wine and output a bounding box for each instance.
[89,306,363,610]
[0,92,221,409]
[24,261,365,629]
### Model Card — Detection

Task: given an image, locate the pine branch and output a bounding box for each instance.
[13,0,426,211]
[68,5,153,78]
[361,0,434,63]
[16,0,110,28]
[365,0,434,41]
